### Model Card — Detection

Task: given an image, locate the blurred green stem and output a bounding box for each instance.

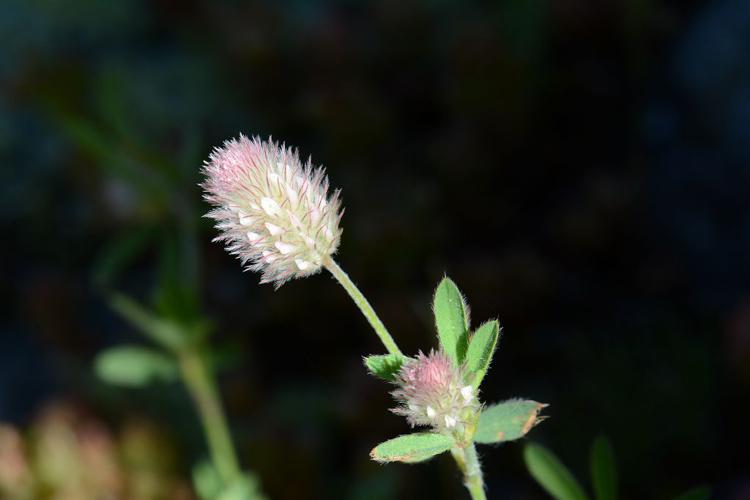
[324,258,402,356]
[451,445,486,500]
[179,348,241,484]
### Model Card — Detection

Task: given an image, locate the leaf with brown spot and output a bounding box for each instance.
[370,433,455,464]
[474,399,547,445]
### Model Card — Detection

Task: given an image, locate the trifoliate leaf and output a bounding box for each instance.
[524,443,590,500]
[590,435,618,500]
[364,354,407,382]
[95,345,178,387]
[370,433,455,463]
[474,399,547,444]
[464,320,501,388]
[433,277,470,364]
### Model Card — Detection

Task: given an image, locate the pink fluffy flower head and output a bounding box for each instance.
[201,135,343,287]
[392,350,479,434]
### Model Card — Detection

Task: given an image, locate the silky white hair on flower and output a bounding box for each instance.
[391,350,479,434]
[201,135,343,287]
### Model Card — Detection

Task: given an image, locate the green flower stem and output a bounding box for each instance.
[178,348,241,484]
[451,444,487,500]
[324,258,403,356]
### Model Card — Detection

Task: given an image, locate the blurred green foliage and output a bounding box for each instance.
[524,437,710,500]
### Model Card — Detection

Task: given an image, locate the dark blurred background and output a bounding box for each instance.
[2,0,750,498]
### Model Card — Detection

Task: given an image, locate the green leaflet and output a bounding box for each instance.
[673,486,711,500]
[95,345,178,387]
[370,433,455,463]
[193,461,267,500]
[524,443,590,500]
[474,399,546,444]
[364,354,407,382]
[216,474,267,500]
[464,320,500,388]
[193,460,223,500]
[433,277,470,364]
[108,293,186,350]
[590,435,618,500]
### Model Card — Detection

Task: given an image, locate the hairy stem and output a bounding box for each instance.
[451,444,487,500]
[179,348,241,484]
[324,257,402,356]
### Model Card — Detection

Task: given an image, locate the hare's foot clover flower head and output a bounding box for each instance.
[392,350,480,436]
[201,135,343,287]
[202,134,402,355]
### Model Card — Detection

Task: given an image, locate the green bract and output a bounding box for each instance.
[363,353,408,382]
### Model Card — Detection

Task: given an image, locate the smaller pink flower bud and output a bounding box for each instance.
[391,350,479,434]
